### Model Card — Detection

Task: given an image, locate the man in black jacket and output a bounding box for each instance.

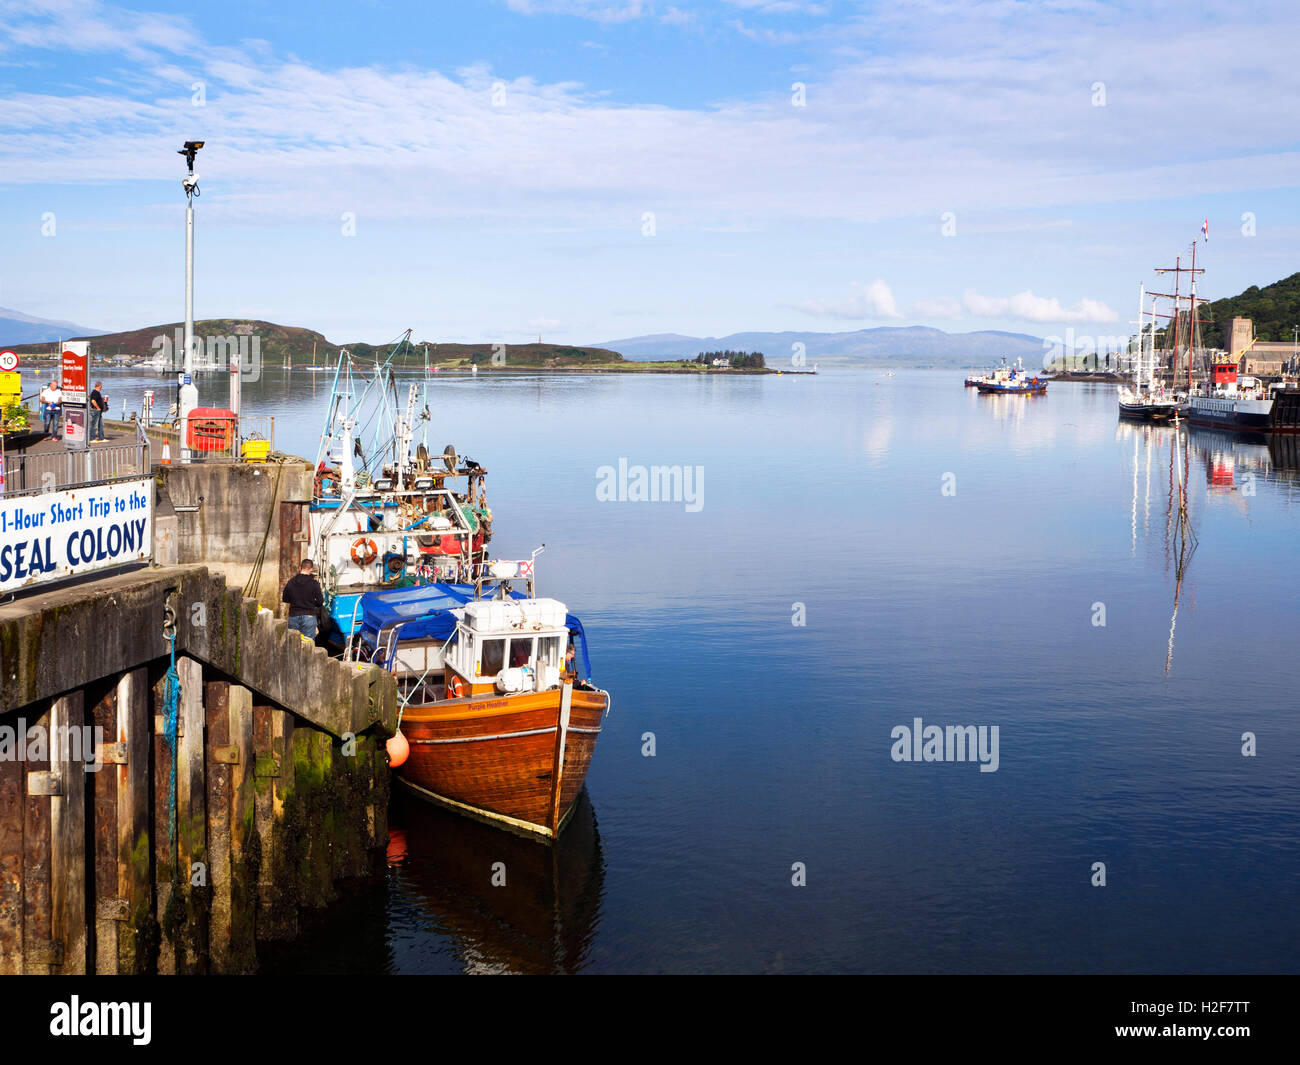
[282,559,324,640]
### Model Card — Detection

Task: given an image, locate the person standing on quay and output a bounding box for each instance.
[46,380,63,439]
[39,379,57,435]
[89,381,108,442]
[282,558,324,640]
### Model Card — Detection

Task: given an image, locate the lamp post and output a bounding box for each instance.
[178,141,203,375]
[177,141,204,463]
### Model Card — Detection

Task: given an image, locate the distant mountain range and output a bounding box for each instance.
[595,327,1047,366]
[0,307,105,346]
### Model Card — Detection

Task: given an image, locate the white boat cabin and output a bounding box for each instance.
[441,598,571,700]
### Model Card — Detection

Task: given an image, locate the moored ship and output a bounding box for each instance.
[973,357,1047,394]
[308,332,494,641]
[1118,283,1183,421]
[353,567,610,839]
[1186,362,1275,431]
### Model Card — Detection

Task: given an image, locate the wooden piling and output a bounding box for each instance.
[175,655,207,973]
[253,703,297,939]
[0,713,23,974]
[226,684,257,972]
[116,669,152,974]
[205,680,233,972]
[22,704,53,975]
[48,691,87,974]
[201,680,258,973]
[91,684,120,974]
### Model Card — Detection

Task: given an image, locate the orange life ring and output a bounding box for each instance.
[351,537,378,566]
[446,675,465,699]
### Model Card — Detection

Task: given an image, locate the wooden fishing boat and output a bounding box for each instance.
[352,566,610,839]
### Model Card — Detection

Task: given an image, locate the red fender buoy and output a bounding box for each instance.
[386,730,409,768]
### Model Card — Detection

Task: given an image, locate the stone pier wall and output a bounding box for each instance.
[0,564,397,974]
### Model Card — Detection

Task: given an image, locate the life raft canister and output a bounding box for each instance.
[351,537,379,566]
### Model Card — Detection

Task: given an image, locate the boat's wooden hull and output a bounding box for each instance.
[396,685,607,839]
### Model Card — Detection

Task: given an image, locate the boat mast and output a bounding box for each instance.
[1153,246,1203,391]
[1136,283,1145,390]
[1170,255,1181,388]
[1187,240,1198,392]
[1147,295,1158,391]
[422,343,430,453]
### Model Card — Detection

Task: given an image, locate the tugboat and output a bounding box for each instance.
[352,560,610,839]
[973,357,1048,394]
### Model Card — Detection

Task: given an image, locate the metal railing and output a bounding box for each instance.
[177,413,275,463]
[2,421,151,497]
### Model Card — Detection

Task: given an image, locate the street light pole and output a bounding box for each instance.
[177,141,204,464]
[178,141,203,375]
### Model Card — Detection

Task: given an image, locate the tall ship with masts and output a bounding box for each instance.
[1118,283,1182,421]
[1151,231,1300,433]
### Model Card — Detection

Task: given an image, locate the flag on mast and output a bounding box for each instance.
[1201,219,1209,241]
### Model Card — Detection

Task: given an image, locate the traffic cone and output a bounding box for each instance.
[161,438,171,465]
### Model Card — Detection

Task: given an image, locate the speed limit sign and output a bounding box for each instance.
[0,351,17,371]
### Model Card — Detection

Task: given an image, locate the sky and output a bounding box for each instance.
[2,0,1299,346]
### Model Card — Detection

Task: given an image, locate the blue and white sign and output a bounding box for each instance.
[0,478,152,592]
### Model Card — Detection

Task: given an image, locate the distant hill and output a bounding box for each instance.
[597,326,1046,366]
[5,319,622,368]
[0,307,105,346]
[1201,272,1300,345]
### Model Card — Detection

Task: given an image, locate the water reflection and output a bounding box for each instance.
[1164,423,1196,677]
[1186,426,1300,499]
[387,789,605,975]
[1114,419,1197,675]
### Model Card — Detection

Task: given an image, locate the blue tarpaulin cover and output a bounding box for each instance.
[357,582,478,644]
[355,582,596,679]
[566,614,593,680]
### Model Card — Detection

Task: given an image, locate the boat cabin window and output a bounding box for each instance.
[538,635,561,670]
[479,638,505,676]
[509,637,534,669]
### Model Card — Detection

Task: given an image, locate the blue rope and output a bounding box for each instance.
[163,631,181,857]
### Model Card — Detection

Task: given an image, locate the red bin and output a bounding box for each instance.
[186,407,237,451]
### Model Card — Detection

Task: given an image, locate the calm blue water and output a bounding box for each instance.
[107,366,1300,973]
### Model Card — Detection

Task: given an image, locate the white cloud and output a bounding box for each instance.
[961,289,1118,324]
[722,1,830,13]
[504,0,651,22]
[2,1,1299,241]
[659,6,695,24]
[0,0,199,61]
[790,280,902,319]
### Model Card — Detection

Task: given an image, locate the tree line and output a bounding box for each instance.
[692,350,766,368]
